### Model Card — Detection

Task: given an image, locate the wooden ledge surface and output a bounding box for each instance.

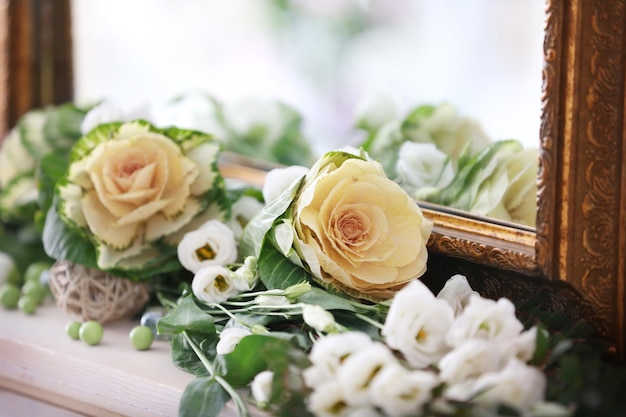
[0,301,243,417]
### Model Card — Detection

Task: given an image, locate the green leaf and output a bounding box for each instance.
[258,241,311,290]
[170,332,216,377]
[37,152,69,215]
[531,326,550,365]
[157,295,217,336]
[179,377,230,417]
[240,174,303,259]
[219,334,301,387]
[41,201,98,270]
[296,287,371,313]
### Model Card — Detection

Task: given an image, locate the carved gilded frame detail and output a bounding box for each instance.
[538,0,626,354]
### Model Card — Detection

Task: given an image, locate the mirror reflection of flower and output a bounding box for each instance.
[355,96,538,227]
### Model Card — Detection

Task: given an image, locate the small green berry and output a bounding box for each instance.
[24,261,52,284]
[65,320,82,340]
[79,320,104,346]
[18,295,38,314]
[21,280,47,304]
[0,283,20,309]
[129,325,154,351]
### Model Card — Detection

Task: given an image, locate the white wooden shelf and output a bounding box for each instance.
[0,300,245,417]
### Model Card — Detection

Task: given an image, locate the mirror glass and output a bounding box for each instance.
[71,0,545,227]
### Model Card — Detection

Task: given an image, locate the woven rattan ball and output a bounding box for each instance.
[48,260,150,324]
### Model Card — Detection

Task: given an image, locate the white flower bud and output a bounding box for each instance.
[302,304,337,333]
[255,295,291,307]
[251,370,273,405]
[191,265,239,304]
[436,274,478,316]
[231,256,259,291]
[262,165,309,204]
[177,220,238,273]
[228,195,264,239]
[216,327,251,355]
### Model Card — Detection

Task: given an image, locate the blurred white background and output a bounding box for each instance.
[71,0,545,154]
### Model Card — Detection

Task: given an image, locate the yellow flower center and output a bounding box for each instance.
[214,275,229,292]
[196,244,217,261]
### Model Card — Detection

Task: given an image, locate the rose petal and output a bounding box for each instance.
[185,142,220,195]
[145,197,203,241]
[81,190,137,249]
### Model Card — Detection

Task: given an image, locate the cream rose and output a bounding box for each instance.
[57,120,225,271]
[292,152,433,299]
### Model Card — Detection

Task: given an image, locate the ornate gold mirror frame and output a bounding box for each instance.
[1,0,624,354]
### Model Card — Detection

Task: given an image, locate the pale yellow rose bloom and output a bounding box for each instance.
[59,121,221,270]
[293,156,433,299]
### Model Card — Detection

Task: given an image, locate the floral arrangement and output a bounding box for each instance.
[1,99,626,417]
[355,100,538,227]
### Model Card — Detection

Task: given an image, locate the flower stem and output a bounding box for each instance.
[182,331,250,417]
[356,313,384,330]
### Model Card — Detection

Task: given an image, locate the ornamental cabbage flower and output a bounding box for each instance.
[291,151,433,300]
[53,120,227,273]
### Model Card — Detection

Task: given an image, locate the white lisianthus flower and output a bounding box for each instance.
[80,101,150,134]
[336,342,398,407]
[250,370,273,405]
[382,280,454,368]
[470,358,546,412]
[80,101,126,134]
[404,102,491,167]
[216,327,252,355]
[227,195,264,239]
[191,265,239,304]
[446,295,524,348]
[369,363,440,417]
[438,339,509,385]
[343,408,383,417]
[230,256,259,291]
[223,97,291,144]
[303,332,373,387]
[506,326,540,362]
[151,92,225,137]
[353,89,404,133]
[262,165,309,204]
[307,380,349,417]
[177,220,238,273]
[436,274,478,316]
[302,304,338,333]
[396,142,455,190]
